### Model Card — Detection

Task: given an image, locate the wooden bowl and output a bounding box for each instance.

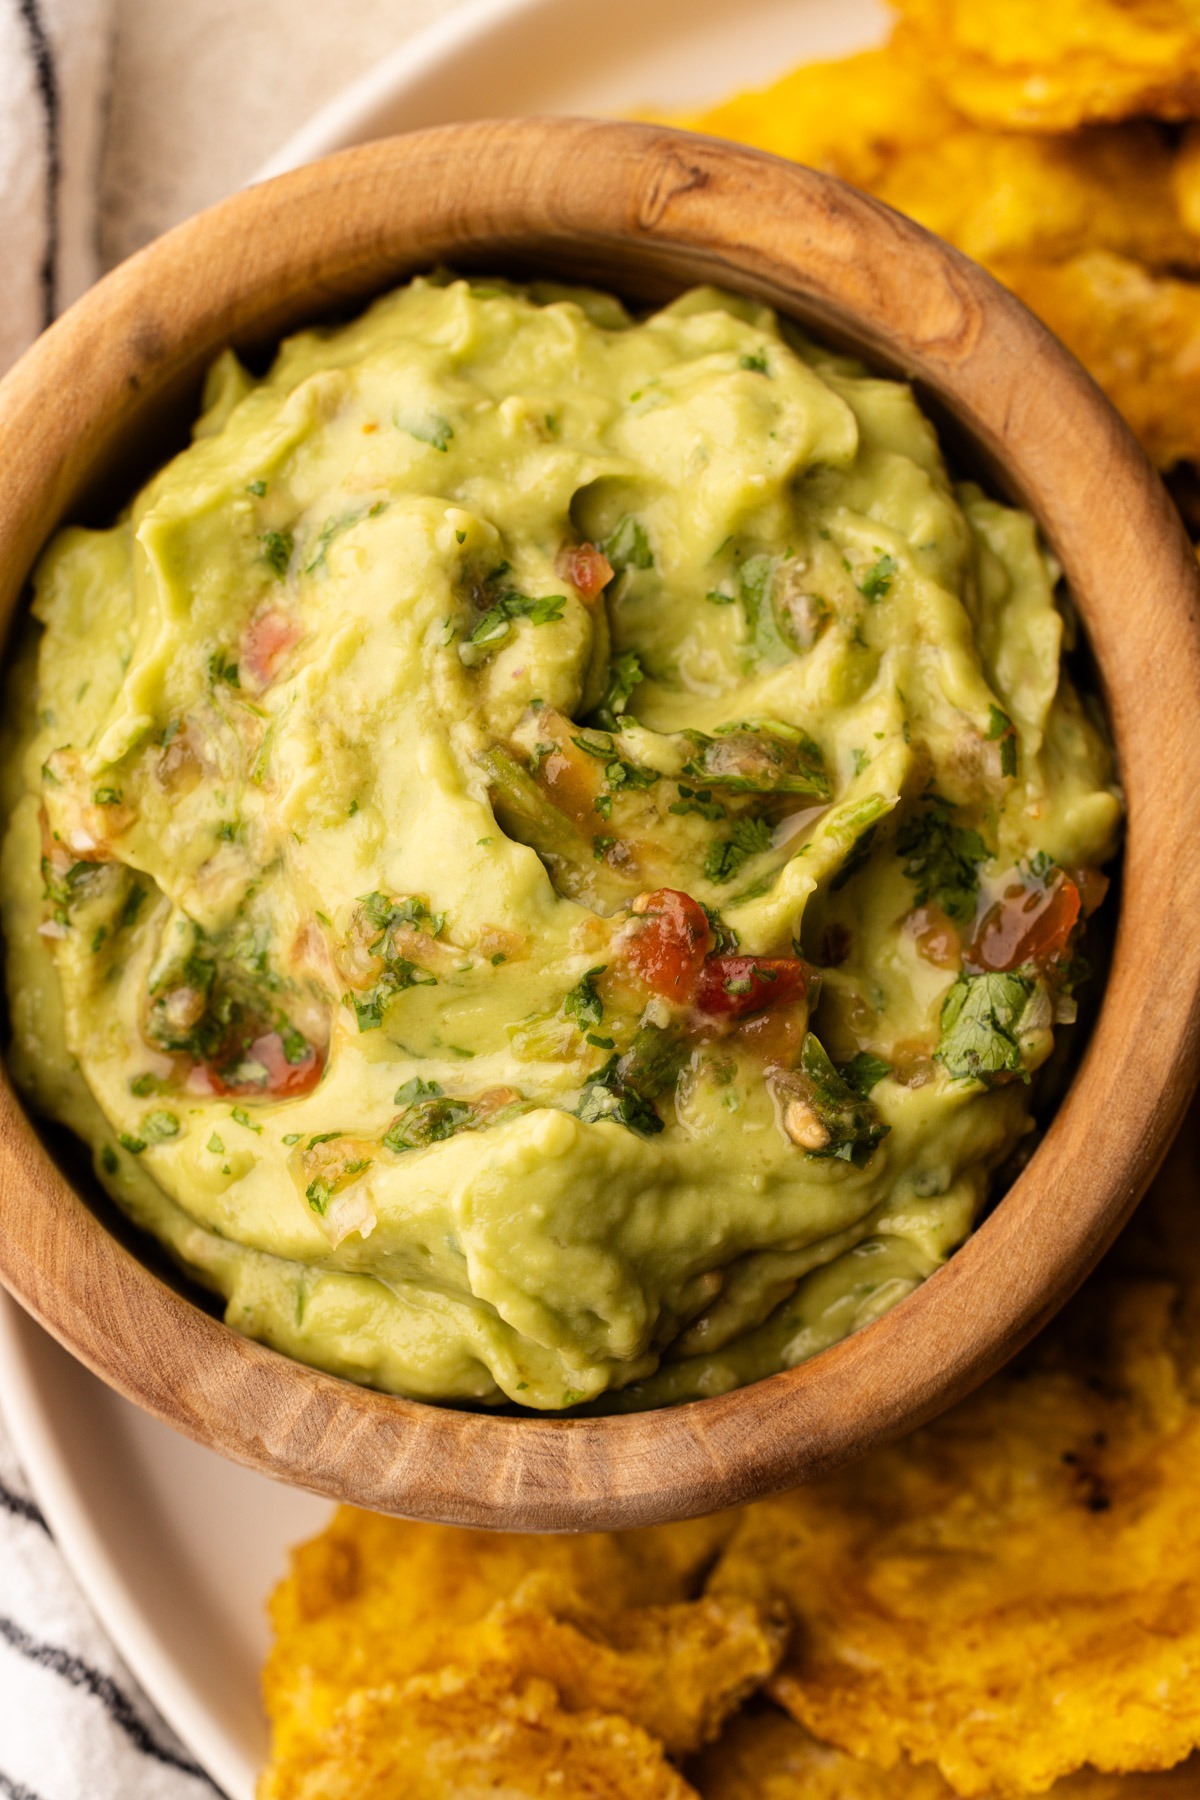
[2,119,1199,1532]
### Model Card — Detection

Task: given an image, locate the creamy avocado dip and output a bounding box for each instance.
[0,275,1121,1410]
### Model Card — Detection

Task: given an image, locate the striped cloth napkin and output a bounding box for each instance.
[0,1426,220,1799]
[0,4,219,1793]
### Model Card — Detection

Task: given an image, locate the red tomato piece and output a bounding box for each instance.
[694,955,809,1019]
[555,542,614,603]
[240,608,301,690]
[622,889,712,1000]
[198,1031,325,1100]
[1072,865,1110,918]
[969,872,1082,973]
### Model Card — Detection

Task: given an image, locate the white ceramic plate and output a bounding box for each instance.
[0,1,887,1794]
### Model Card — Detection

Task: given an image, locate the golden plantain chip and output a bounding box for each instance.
[707,1277,1200,1796]
[890,0,1200,132]
[470,1572,785,1757]
[677,52,1200,272]
[671,49,960,189]
[692,1705,954,1797]
[995,252,1200,470]
[261,1508,770,1779]
[871,125,1200,273]
[690,1706,1200,1799]
[259,1666,698,1800]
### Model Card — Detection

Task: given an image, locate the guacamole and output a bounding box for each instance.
[0,276,1121,1410]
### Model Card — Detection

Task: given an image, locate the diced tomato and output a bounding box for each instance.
[968,871,1082,973]
[199,1031,325,1100]
[622,889,712,1000]
[555,542,613,603]
[240,608,301,690]
[1072,866,1110,918]
[694,955,809,1019]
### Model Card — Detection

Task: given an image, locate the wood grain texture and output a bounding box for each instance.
[0,119,1198,1530]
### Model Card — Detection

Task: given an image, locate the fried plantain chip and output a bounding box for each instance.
[470,1572,785,1756]
[678,54,1200,271]
[692,1704,953,1797]
[671,49,961,189]
[993,252,1200,470]
[707,1278,1200,1796]
[260,1665,698,1800]
[873,125,1200,273]
[890,0,1200,132]
[262,1509,765,1774]
[691,1706,1200,1799]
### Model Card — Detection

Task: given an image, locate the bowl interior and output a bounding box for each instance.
[1,119,1199,1529]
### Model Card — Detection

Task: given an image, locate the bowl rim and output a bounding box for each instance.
[1,117,1199,1531]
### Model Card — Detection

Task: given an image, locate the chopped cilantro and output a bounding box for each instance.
[282,1133,302,1146]
[279,1023,309,1065]
[705,588,736,605]
[986,704,1018,777]
[591,649,644,729]
[208,651,241,688]
[129,1073,156,1097]
[384,1095,479,1153]
[669,783,727,822]
[100,1145,119,1176]
[402,414,454,452]
[462,589,567,661]
[345,958,437,1031]
[92,786,122,806]
[700,903,740,954]
[306,1177,332,1215]
[738,349,770,373]
[587,1033,615,1049]
[841,1052,892,1096]
[593,836,615,861]
[231,1106,262,1133]
[207,1132,225,1154]
[562,966,606,1031]
[259,530,293,579]
[394,1076,444,1106]
[705,816,773,884]
[858,552,898,603]
[793,1035,890,1166]
[246,478,267,497]
[895,798,988,924]
[577,1059,663,1138]
[601,515,654,572]
[118,1132,146,1156]
[305,505,385,574]
[935,971,1037,1085]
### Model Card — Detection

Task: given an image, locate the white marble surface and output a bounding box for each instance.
[99,0,464,267]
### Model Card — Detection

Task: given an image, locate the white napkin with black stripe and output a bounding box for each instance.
[0,0,111,367]
[0,1427,220,1800]
[0,5,226,1792]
